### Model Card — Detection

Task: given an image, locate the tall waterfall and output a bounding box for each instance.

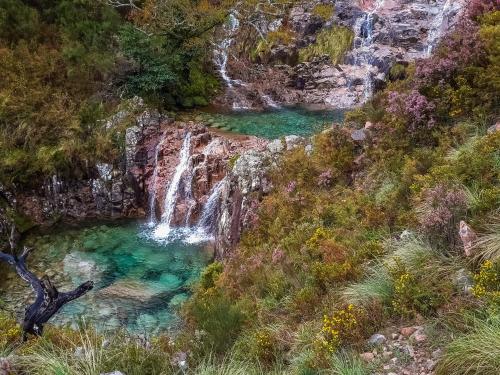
[153,133,192,239]
[214,13,240,88]
[148,132,166,225]
[353,0,385,100]
[426,0,453,56]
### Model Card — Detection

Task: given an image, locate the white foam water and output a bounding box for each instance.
[353,0,385,100]
[152,132,192,239]
[426,0,454,56]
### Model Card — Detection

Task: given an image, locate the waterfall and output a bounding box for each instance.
[426,0,453,56]
[353,0,385,100]
[214,13,240,88]
[261,95,281,110]
[153,132,191,239]
[148,132,166,225]
[196,179,225,234]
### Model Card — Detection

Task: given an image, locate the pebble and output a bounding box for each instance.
[368,333,387,345]
[413,333,428,343]
[360,352,375,362]
[400,326,417,337]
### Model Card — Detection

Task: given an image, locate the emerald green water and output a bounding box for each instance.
[2,222,211,335]
[196,107,345,139]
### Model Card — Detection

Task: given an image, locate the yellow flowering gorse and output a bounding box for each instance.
[320,304,358,353]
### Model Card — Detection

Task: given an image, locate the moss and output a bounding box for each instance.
[312,4,334,21]
[299,26,354,64]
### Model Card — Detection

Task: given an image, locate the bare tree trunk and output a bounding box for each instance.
[0,245,94,341]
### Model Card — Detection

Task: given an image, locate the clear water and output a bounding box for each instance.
[2,222,211,335]
[198,107,345,139]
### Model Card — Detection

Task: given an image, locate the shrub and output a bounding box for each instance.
[187,289,248,354]
[319,305,360,353]
[416,184,468,249]
[386,90,436,136]
[388,63,406,81]
[299,27,354,64]
[471,260,500,308]
[0,313,21,354]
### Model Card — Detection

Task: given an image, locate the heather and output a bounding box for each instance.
[0,2,499,375]
[179,5,500,373]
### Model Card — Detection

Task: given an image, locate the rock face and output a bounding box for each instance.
[0,106,163,239]
[459,220,477,257]
[215,136,308,258]
[214,0,466,110]
[137,122,268,227]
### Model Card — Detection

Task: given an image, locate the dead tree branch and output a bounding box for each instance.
[0,246,93,341]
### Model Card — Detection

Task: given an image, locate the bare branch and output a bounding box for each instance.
[0,248,94,340]
[105,0,142,10]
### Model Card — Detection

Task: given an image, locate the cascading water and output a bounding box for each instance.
[214,12,280,110]
[261,95,281,110]
[353,0,385,100]
[426,0,454,56]
[148,132,166,225]
[214,13,241,89]
[196,178,225,234]
[152,133,192,239]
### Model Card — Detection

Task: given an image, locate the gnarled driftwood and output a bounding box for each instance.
[0,246,94,340]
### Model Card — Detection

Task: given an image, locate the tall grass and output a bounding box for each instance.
[328,351,369,375]
[16,329,106,375]
[436,316,500,375]
[472,216,500,261]
[15,327,174,375]
[343,266,393,306]
[343,235,460,307]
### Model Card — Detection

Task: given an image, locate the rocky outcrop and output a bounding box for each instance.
[136,121,268,227]
[214,0,466,110]
[215,136,308,258]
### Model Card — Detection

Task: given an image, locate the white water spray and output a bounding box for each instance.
[148,132,166,225]
[426,0,454,56]
[196,178,225,233]
[261,95,281,110]
[353,0,385,100]
[214,13,240,88]
[153,133,191,238]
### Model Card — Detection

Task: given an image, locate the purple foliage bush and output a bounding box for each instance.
[418,184,468,247]
[387,90,436,134]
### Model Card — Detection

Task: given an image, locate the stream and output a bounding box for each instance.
[0,106,344,335]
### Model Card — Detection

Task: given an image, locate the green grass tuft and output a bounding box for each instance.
[299,27,354,64]
[436,316,500,375]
